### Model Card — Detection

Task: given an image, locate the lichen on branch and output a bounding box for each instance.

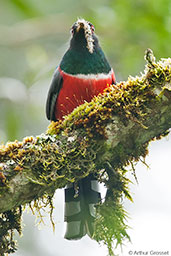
[0,50,171,256]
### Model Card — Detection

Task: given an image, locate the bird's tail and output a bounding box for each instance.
[64,174,101,240]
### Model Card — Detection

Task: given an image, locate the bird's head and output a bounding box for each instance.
[70,18,97,54]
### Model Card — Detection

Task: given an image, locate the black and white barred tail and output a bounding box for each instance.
[64,174,101,240]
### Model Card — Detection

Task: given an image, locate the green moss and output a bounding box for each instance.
[94,200,130,256]
[29,194,55,231]
[0,208,22,255]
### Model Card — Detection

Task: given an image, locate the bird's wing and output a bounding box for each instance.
[46,68,63,121]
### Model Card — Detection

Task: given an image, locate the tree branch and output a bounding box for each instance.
[0,50,171,255]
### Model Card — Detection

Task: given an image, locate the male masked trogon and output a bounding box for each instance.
[46,18,116,240]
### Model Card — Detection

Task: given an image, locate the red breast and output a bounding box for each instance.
[55,67,115,120]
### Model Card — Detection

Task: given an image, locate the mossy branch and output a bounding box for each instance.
[0,50,171,255]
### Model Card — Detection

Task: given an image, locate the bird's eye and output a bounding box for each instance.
[70,24,76,35]
[91,25,95,32]
[89,23,95,33]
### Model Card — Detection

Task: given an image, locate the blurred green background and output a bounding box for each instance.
[0,0,171,255]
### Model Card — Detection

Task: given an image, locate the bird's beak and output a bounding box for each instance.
[76,22,84,32]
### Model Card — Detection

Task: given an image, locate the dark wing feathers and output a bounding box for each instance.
[46,68,63,121]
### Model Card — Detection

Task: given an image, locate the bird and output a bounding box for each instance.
[46,18,116,240]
